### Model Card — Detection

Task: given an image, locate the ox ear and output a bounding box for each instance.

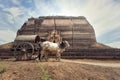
[64,40,67,43]
[65,40,70,47]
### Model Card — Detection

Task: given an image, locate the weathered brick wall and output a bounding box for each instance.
[0,49,13,59]
[62,49,120,59]
[0,48,120,59]
[17,16,97,49]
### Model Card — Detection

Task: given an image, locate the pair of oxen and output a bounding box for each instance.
[38,30,70,61]
[38,40,70,62]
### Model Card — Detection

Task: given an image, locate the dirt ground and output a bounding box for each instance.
[0,59,120,80]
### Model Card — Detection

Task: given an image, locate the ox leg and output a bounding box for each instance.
[40,51,44,62]
[56,53,61,62]
[38,50,41,60]
[45,51,48,62]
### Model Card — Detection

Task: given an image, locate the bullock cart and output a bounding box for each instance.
[12,35,42,61]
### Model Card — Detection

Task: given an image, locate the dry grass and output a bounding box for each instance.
[0,59,120,80]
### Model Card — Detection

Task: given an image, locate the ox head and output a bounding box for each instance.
[59,40,70,49]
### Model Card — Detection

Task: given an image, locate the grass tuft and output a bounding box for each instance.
[39,66,52,80]
[0,66,6,74]
[0,65,6,80]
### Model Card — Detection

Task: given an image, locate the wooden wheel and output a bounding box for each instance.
[14,42,34,61]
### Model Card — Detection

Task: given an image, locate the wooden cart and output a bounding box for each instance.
[12,35,42,60]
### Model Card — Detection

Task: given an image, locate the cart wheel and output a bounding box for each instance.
[14,42,34,61]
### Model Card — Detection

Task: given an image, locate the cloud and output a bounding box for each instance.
[33,0,59,16]
[0,40,5,45]
[0,29,16,44]
[1,6,30,30]
[0,4,4,8]
[106,41,120,48]
[54,0,120,38]
[98,26,120,43]
[3,7,24,17]
[0,0,120,49]
[12,0,21,5]
[54,0,86,15]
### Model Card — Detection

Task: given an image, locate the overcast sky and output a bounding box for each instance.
[0,0,120,48]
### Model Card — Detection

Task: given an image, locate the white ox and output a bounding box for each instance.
[40,41,70,61]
